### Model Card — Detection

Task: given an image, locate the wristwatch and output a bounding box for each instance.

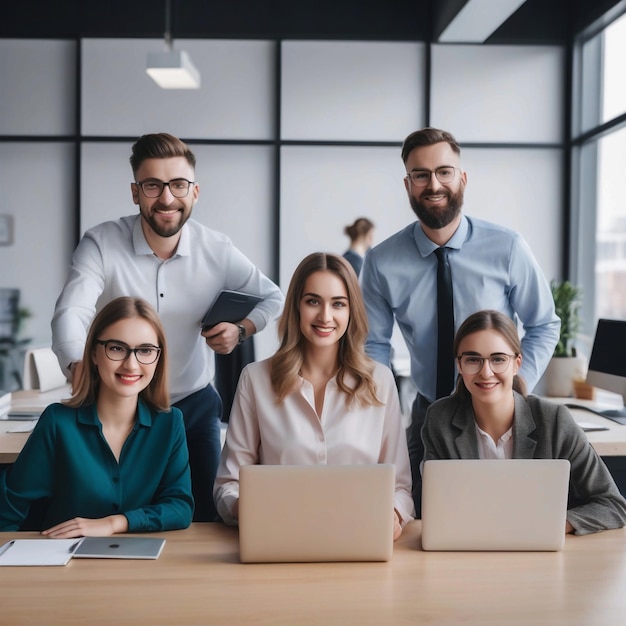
[236,323,247,345]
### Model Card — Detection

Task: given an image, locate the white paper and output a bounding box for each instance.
[0,539,81,566]
[6,422,37,433]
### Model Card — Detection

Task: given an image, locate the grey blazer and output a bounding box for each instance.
[422,391,626,535]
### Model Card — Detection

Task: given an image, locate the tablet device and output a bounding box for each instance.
[72,537,166,560]
[201,290,263,330]
[238,464,395,563]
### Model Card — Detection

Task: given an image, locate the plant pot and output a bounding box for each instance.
[543,356,586,398]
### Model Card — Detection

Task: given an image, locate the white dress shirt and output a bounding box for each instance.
[51,215,284,402]
[214,359,415,525]
[475,422,514,460]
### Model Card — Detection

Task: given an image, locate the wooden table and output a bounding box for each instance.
[1,521,625,625]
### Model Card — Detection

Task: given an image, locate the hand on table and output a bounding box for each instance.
[42,514,128,538]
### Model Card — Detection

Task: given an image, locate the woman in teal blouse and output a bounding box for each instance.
[0,297,193,535]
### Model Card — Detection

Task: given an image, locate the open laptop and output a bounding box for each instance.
[238,464,395,563]
[421,459,570,551]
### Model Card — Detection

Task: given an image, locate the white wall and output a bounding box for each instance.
[0,40,77,348]
[281,41,425,141]
[81,39,275,139]
[0,143,75,346]
[431,44,564,143]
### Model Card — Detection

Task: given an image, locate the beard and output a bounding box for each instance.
[140,204,190,238]
[408,185,464,230]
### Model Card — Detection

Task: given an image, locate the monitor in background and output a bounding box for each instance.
[584,319,626,424]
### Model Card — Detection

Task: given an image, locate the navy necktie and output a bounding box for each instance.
[434,247,455,398]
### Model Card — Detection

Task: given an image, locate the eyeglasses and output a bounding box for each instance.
[95,340,161,365]
[134,178,194,198]
[457,353,518,375]
[406,166,461,188]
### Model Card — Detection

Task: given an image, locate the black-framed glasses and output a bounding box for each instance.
[406,166,461,188]
[95,339,161,365]
[457,352,518,375]
[134,178,195,198]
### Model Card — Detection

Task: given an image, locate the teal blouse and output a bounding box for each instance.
[0,401,194,532]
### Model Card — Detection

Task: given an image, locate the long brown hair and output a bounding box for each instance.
[64,297,170,412]
[453,309,527,399]
[270,253,381,406]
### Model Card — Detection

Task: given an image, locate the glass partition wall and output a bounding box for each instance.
[0,37,565,357]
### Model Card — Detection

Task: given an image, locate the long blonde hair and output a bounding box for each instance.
[64,297,170,412]
[270,253,381,407]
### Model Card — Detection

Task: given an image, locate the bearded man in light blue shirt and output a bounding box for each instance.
[361,127,560,516]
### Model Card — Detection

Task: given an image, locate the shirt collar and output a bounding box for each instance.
[77,398,153,428]
[474,421,513,443]
[131,214,191,258]
[412,214,469,257]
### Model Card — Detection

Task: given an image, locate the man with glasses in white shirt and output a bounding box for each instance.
[361,127,560,516]
[52,133,284,522]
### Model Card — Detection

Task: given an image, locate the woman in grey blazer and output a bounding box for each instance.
[421,310,626,536]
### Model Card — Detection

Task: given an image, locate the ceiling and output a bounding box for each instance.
[2,0,623,43]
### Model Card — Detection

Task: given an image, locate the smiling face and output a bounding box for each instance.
[404,142,467,233]
[456,329,522,410]
[132,156,198,240]
[92,316,161,404]
[298,270,350,352]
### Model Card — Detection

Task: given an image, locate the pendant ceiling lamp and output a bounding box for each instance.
[146,0,201,89]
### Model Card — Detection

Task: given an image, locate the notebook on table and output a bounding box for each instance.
[238,464,396,563]
[421,459,570,552]
[72,536,166,560]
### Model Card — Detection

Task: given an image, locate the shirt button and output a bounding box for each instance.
[113,477,119,483]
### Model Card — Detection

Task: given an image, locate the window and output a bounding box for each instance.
[602,12,626,124]
[596,127,626,319]
[573,7,626,335]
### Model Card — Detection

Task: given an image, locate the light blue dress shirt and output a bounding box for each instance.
[361,215,560,401]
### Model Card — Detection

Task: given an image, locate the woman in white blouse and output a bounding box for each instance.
[214,252,414,538]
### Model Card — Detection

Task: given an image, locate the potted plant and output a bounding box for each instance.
[543,280,586,397]
[551,280,582,358]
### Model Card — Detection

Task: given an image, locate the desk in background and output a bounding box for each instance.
[3,387,626,463]
[550,390,626,456]
[550,390,626,495]
[0,386,71,463]
[1,521,626,625]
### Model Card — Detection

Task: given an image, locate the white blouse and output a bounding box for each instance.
[214,358,414,526]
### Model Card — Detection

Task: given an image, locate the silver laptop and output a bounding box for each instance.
[72,537,166,560]
[238,464,395,563]
[421,459,570,551]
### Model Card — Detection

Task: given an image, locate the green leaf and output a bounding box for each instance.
[550,280,582,358]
